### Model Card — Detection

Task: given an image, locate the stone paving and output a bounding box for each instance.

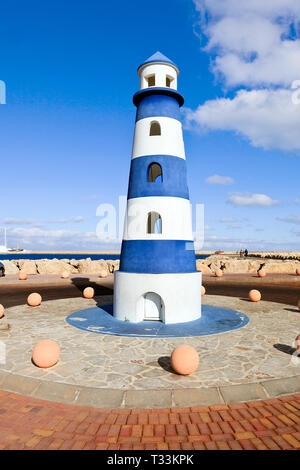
[1,390,300,450]
[0,295,299,405]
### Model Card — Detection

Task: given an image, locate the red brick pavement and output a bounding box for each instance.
[0,390,300,450]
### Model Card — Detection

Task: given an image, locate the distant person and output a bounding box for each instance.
[244,249,248,257]
[239,249,243,257]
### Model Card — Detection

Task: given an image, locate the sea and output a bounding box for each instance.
[0,253,208,261]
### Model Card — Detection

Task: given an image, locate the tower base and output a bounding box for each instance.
[113,271,202,324]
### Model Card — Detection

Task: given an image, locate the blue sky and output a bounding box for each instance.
[1,0,300,251]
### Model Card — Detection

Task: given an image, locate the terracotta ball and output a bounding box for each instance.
[296,269,300,276]
[61,271,69,279]
[99,270,108,278]
[249,289,261,302]
[27,293,42,307]
[215,269,223,278]
[18,272,27,281]
[258,269,266,278]
[0,304,4,319]
[171,344,199,376]
[83,287,94,299]
[32,340,60,368]
[201,286,206,296]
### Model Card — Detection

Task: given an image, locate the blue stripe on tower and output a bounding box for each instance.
[128,155,189,200]
[134,88,184,122]
[119,240,197,274]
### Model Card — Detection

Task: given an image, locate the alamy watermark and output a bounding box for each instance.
[95,196,205,250]
[0,80,6,104]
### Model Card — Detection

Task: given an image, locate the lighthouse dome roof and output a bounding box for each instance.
[138,52,179,74]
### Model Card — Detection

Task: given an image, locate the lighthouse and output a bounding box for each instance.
[113,52,202,324]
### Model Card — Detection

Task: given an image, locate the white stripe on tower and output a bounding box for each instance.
[132,117,185,160]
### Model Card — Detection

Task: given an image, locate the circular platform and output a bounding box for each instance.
[66,304,249,337]
[1,294,300,408]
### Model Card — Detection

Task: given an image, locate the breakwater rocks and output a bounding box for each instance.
[250,252,300,261]
[196,255,300,274]
[1,258,120,276]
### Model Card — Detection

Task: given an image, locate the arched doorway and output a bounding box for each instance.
[143,292,163,321]
[147,211,162,234]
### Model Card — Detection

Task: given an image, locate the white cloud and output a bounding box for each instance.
[4,218,37,225]
[203,234,300,250]
[190,1,300,152]
[227,192,280,207]
[226,224,241,229]
[277,215,300,224]
[45,216,84,224]
[194,0,300,87]
[205,174,234,185]
[5,227,120,251]
[185,89,300,152]
[220,217,237,223]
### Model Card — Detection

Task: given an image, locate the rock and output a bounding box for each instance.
[17,260,26,269]
[1,260,19,275]
[222,260,261,273]
[196,261,211,274]
[36,260,75,275]
[106,260,120,273]
[263,261,300,274]
[77,259,109,275]
[70,259,79,267]
[20,260,37,275]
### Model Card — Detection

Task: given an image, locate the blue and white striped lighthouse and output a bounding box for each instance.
[114,52,202,324]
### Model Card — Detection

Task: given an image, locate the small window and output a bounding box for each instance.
[150,121,161,136]
[146,75,155,87]
[147,212,162,234]
[166,76,173,87]
[148,163,162,183]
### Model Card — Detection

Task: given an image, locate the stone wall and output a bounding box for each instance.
[196,255,300,274]
[250,252,300,261]
[1,258,120,276]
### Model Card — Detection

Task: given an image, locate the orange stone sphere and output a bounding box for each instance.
[201,286,206,296]
[27,293,42,307]
[18,272,27,280]
[215,269,223,277]
[61,271,69,279]
[171,345,199,376]
[249,289,261,302]
[0,304,4,319]
[99,270,108,278]
[258,269,266,278]
[32,340,60,368]
[83,287,94,299]
[296,269,300,276]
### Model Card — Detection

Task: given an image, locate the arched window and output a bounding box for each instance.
[148,163,163,183]
[146,75,155,87]
[166,76,173,87]
[150,121,161,136]
[147,212,162,234]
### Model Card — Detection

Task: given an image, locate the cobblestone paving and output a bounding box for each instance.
[1,390,300,450]
[0,295,299,389]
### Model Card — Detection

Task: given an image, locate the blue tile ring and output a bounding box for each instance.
[66,304,249,338]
